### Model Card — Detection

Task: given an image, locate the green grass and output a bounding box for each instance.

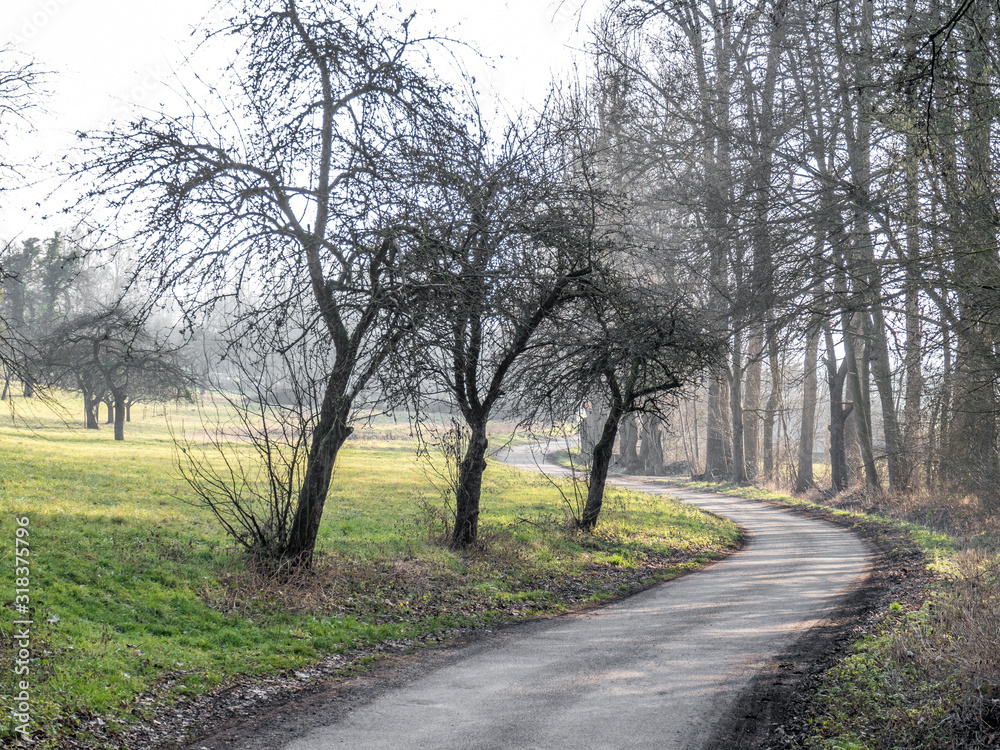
[0,394,739,746]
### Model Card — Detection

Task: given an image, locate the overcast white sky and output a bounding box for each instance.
[2,0,599,239]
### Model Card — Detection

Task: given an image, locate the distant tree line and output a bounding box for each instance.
[0,233,195,439]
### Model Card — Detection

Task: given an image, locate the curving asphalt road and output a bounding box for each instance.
[283,444,869,750]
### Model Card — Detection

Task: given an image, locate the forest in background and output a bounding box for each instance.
[579,0,1000,508]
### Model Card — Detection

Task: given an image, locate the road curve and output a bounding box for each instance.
[284,445,869,750]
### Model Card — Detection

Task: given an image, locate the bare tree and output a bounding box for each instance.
[81,0,456,564]
[537,267,721,530]
[38,308,192,440]
[0,48,44,387]
[401,117,604,548]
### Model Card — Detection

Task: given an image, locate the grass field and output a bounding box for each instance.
[0,394,739,747]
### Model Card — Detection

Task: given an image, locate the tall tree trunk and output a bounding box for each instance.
[704,377,729,479]
[730,334,748,483]
[843,315,879,488]
[744,2,786,482]
[795,320,820,493]
[936,304,954,482]
[825,324,852,491]
[743,331,763,479]
[762,330,781,481]
[901,0,923,485]
[867,308,906,489]
[691,397,700,472]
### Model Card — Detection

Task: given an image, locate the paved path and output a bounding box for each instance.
[284,445,869,750]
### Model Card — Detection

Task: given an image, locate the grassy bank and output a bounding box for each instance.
[668,477,1000,750]
[0,397,739,748]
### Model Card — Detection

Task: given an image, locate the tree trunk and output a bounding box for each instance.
[762,331,781,481]
[704,377,729,479]
[617,415,639,472]
[82,389,99,430]
[795,320,819,492]
[902,5,923,486]
[844,315,879,488]
[452,417,489,548]
[639,416,664,475]
[113,393,126,441]
[283,375,353,564]
[743,330,763,480]
[866,307,906,488]
[825,325,851,491]
[581,402,625,530]
[730,335,748,483]
[579,400,607,465]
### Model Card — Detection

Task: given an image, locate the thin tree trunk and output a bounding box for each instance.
[730,334,748,483]
[902,3,923,486]
[743,330,763,479]
[762,330,781,481]
[795,321,819,492]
